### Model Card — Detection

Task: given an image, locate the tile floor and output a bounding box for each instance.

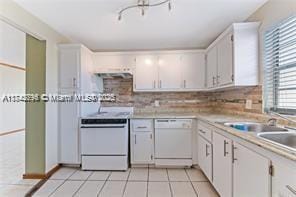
[33,167,219,197]
[0,131,40,196]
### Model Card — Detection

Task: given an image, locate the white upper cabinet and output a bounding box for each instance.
[217,33,233,86]
[0,20,26,68]
[206,22,260,89]
[158,54,182,90]
[133,51,206,92]
[59,45,81,89]
[181,53,205,89]
[134,55,158,90]
[206,47,218,88]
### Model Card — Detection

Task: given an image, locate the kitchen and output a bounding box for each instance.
[0,0,296,196]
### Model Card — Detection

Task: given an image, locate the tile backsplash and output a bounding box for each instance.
[102,77,263,114]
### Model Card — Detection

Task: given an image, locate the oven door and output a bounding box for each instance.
[81,124,128,155]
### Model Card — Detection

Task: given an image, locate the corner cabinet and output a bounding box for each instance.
[133,51,206,92]
[206,22,260,89]
[130,119,154,164]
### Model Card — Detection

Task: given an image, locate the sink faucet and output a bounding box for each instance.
[267,118,277,126]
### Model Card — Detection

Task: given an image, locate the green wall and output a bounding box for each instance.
[25,34,46,174]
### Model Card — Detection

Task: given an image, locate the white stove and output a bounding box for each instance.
[80,107,132,171]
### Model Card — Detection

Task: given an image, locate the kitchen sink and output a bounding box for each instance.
[221,122,288,132]
[257,132,296,152]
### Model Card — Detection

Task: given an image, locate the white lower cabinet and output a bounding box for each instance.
[198,135,212,181]
[272,160,296,197]
[232,142,271,197]
[212,132,232,197]
[130,119,154,164]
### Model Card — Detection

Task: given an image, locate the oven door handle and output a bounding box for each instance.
[81,126,126,129]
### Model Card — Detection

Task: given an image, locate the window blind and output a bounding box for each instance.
[264,15,296,114]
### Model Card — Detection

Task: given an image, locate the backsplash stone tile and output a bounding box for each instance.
[101,77,263,114]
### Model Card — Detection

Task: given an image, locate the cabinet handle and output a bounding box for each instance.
[73,78,76,88]
[286,185,296,195]
[153,80,156,88]
[199,129,206,134]
[159,80,162,88]
[216,75,220,85]
[232,144,237,163]
[134,134,137,144]
[212,77,216,86]
[224,140,229,156]
[206,144,210,157]
[137,126,147,129]
[184,80,186,88]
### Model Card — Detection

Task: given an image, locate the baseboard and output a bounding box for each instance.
[23,164,61,179]
[0,128,25,136]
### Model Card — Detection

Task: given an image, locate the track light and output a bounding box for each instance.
[118,0,172,21]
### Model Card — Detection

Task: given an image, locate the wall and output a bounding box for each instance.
[0,0,70,174]
[25,35,46,174]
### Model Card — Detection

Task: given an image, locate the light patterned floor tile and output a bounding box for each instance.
[0,184,32,197]
[123,181,147,197]
[148,168,168,181]
[33,180,64,197]
[98,181,126,197]
[50,180,84,197]
[88,171,110,181]
[68,170,92,180]
[50,167,77,180]
[186,168,208,182]
[192,181,219,197]
[147,182,171,197]
[74,181,104,197]
[170,182,197,197]
[128,168,148,181]
[167,169,189,181]
[108,169,130,181]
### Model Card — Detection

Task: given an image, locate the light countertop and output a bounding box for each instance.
[131,112,296,162]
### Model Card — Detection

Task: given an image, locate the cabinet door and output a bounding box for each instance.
[198,136,212,181]
[158,54,182,90]
[134,55,158,90]
[181,53,205,89]
[272,160,296,197]
[131,132,153,164]
[217,33,233,86]
[213,132,232,197]
[59,47,80,89]
[0,20,26,68]
[206,46,217,88]
[233,142,270,197]
[59,90,80,164]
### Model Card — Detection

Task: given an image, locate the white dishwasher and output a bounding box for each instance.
[154,119,193,167]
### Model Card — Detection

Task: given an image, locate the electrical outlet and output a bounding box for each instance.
[155,100,160,107]
[245,99,252,109]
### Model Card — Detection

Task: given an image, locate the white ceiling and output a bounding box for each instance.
[14,0,268,51]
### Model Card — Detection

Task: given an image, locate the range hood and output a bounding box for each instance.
[95,67,133,79]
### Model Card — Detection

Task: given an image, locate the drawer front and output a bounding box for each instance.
[132,119,153,132]
[198,121,212,142]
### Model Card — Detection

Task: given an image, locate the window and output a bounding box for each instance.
[264,15,296,114]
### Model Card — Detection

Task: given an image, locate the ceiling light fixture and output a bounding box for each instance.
[118,0,172,21]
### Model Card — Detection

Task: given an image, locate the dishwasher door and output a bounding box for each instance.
[155,119,192,159]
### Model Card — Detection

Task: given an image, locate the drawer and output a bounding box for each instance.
[198,121,212,142]
[132,119,153,132]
